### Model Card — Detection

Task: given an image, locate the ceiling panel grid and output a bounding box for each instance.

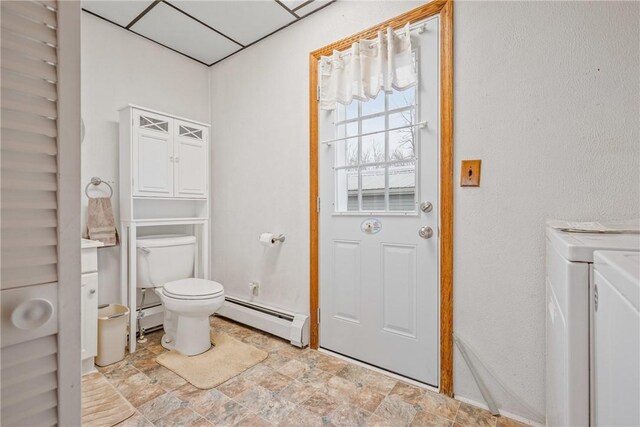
[82,0,335,66]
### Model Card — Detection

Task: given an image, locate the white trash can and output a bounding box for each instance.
[95,304,129,367]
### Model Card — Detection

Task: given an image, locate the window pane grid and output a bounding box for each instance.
[334,86,417,213]
[357,100,363,211]
[334,158,417,171]
[384,93,390,211]
[334,104,416,126]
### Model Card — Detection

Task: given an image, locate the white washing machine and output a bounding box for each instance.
[592,251,639,427]
[545,226,640,426]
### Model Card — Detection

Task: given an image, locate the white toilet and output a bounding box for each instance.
[136,234,224,356]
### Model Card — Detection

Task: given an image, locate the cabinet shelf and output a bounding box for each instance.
[132,196,208,201]
[124,217,208,226]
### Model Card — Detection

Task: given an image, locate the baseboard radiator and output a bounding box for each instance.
[217,297,309,348]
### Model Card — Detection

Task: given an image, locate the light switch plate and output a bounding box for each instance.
[460,160,481,187]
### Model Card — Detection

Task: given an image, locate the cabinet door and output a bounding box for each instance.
[81,273,98,360]
[174,120,208,198]
[133,111,174,197]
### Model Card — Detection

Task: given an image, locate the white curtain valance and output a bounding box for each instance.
[319,23,417,111]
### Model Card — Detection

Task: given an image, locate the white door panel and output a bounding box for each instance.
[133,111,173,197]
[332,240,362,323]
[382,243,418,337]
[81,273,98,360]
[319,17,440,385]
[174,120,208,198]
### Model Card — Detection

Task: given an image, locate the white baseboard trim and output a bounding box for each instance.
[454,395,543,426]
[217,297,309,347]
[318,347,439,394]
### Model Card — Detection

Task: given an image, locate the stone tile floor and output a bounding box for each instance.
[99,316,530,427]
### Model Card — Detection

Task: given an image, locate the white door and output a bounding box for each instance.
[174,120,208,198]
[2,1,82,425]
[319,17,440,385]
[133,111,174,197]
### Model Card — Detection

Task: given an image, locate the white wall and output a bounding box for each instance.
[453,1,639,421]
[81,13,210,304]
[208,0,639,422]
[209,1,426,314]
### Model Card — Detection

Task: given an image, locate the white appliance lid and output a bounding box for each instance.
[163,278,224,299]
[136,234,196,248]
[546,226,640,263]
[594,251,639,311]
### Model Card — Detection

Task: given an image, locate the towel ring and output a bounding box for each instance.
[85,177,113,199]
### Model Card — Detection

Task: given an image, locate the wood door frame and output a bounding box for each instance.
[308,0,454,396]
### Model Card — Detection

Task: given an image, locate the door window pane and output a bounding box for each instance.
[361,133,385,164]
[361,116,385,164]
[388,112,416,161]
[336,168,359,212]
[361,92,385,117]
[388,86,416,110]
[361,164,386,211]
[389,161,416,211]
[336,121,358,139]
[361,116,386,135]
[335,138,358,167]
[345,100,358,121]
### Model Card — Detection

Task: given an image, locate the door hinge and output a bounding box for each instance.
[316,85,320,102]
[316,196,320,213]
[317,307,321,324]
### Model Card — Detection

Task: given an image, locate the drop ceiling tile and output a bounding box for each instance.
[130,2,241,64]
[280,0,306,11]
[169,1,297,46]
[295,0,332,16]
[82,0,154,27]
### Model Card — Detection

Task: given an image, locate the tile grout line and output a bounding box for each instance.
[114,322,528,427]
[124,344,192,426]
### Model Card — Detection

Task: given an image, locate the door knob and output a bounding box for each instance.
[419,226,433,239]
[11,298,54,330]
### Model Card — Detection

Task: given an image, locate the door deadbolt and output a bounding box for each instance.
[420,201,433,213]
[419,226,433,239]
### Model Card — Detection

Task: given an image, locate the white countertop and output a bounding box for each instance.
[81,238,105,249]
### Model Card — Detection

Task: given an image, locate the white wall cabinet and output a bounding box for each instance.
[125,107,209,199]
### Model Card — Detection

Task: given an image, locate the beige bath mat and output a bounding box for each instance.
[156,331,268,389]
[81,372,135,427]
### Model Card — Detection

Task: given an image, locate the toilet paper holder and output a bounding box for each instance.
[271,234,285,244]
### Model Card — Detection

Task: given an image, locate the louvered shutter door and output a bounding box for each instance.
[1,2,61,426]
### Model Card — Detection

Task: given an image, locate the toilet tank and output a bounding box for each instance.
[136,234,196,288]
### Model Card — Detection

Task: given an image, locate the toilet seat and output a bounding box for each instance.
[163,278,224,300]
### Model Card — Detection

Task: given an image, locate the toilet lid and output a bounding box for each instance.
[163,278,224,300]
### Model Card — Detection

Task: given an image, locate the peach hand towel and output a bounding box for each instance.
[87,197,119,247]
